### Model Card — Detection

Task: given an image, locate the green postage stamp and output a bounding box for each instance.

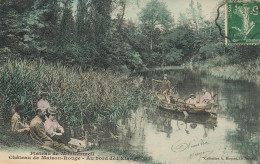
[225,0,260,45]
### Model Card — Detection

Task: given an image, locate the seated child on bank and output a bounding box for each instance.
[11,104,30,134]
[30,107,73,152]
[44,107,69,144]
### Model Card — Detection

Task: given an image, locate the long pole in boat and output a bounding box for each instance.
[152,79,154,93]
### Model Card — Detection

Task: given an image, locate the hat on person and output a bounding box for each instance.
[189,93,196,98]
[190,123,197,129]
[48,107,58,115]
[14,103,25,112]
[163,74,168,79]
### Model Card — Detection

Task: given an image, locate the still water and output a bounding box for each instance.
[110,69,260,164]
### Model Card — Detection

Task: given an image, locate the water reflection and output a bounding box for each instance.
[113,70,259,163]
[117,106,147,152]
[223,81,260,160]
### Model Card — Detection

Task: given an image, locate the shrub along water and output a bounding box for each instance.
[0,59,149,128]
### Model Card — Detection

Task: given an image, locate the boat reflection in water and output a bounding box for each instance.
[158,108,217,138]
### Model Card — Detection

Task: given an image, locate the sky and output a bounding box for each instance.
[73,0,222,22]
[124,0,221,22]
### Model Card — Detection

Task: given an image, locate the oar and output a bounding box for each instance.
[152,79,154,93]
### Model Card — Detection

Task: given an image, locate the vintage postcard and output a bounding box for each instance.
[0,0,259,164]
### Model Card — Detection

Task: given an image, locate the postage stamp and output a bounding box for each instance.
[225,0,260,45]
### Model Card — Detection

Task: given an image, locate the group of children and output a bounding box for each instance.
[11,91,74,152]
[185,88,212,107]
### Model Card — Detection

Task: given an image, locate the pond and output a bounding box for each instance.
[103,69,260,164]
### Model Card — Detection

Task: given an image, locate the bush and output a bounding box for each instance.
[164,48,184,65]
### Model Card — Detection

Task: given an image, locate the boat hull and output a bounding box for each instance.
[156,93,217,116]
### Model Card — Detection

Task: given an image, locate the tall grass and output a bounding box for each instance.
[208,57,260,84]
[0,59,148,126]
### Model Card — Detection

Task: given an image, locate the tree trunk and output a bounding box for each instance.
[117,0,126,32]
[150,34,153,52]
[150,25,153,52]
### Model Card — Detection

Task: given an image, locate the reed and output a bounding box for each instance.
[208,58,260,84]
[0,59,148,126]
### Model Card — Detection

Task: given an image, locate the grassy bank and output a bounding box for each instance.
[0,126,157,164]
[0,59,158,163]
[207,58,260,84]
[0,59,149,127]
[0,123,158,164]
[188,57,260,84]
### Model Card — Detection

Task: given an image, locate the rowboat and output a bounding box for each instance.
[156,93,217,117]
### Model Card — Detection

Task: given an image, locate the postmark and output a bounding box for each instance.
[225,0,260,45]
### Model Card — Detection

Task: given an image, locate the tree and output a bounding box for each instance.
[76,0,87,38]
[178,12,189,28]
[58,0,75,46]
[115,0,126,32]
[139,0,173,52]
[0,0,39,60]
[184,0,204,31]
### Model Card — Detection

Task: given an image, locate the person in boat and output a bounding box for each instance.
[153,74,171,102]
[44,107,69,144]
[199,87,212,104]
[186,94,198,106]
[30,107,73,152]
[11,103,30,134]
